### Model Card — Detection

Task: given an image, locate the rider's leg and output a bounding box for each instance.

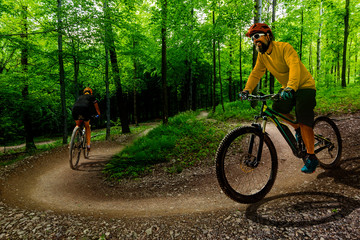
[281,113,300,129]
[299,123,314,154]
[75,120,83,127]
[300,123,318,173]
[295,89,318,173]
[84,120,91,150]
[272,89,298,128]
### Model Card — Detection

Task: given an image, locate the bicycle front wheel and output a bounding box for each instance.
[313,116,342,169]
[216,126,278,204]
[69,126,83,169]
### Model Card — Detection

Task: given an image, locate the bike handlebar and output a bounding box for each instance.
[240,92,280,101]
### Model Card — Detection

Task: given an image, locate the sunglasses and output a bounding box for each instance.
[251,33,266,41]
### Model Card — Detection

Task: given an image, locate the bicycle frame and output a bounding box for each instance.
[251,96,306,159]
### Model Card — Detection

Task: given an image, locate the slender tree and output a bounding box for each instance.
[212,10,216,113]
[269,0,276,94]
[218,39,225,112]
[299,7,304,60]
[229,41,234,102]
[21,5,36,151]
[239,31,243,91]
[104,0,111,140]
[341,0,350,88]
[317,1,323,79]
[105,2,130,133]
[161,0,169,124]
[71,39,80,99]
[251,0,262,108]
[57,0,67,144]
[133,39,138,125]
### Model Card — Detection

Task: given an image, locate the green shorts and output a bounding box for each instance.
[272,88,316,127]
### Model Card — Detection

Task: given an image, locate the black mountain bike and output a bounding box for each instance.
[69,122,90,170]
[215,93,342,204]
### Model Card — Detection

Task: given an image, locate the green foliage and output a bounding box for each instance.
[208,100,260,122]
[103,111,226,180]
[316,83,360,114]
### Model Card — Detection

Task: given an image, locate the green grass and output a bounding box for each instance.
[103,111,227,179]
[90,124,152,141]
[316,84,360,114]
[208,100,260,122]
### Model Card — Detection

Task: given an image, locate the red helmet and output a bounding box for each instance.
[83,87,93,95]
[246,23,273,38]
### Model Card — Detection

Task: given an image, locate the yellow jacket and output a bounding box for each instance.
[244,41,316,93]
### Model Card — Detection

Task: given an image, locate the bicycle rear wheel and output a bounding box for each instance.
[216,126,278,204]
[69,126,83,169]
[313,116,342,169]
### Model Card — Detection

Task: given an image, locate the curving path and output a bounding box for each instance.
[1,123,319,218]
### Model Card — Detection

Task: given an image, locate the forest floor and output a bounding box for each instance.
[0,113,359,239]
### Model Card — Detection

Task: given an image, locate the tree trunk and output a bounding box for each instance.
[253,0,262,71]
[337,54,340,84]
[355,51,358,79]
[251,0,262,107]
[105,47,111,140]
[104,2,130,134]
[309,42,313,74]
[239,32,243,91]
[72,39,80,100]
[218,41,224,112]
[341,0,349,88]
[212,10,216,113]
[109,46,130,133]
[161,0,169,124]
[133,40,138,125]
[317,2,323,79]
[104,0,111,140]
[57,0,67,144]
[189,8,194,111]
[229,41,233,102]
[269,0,276,94]
[299,8,304,60]
[21,5,36,152]
[347,39,352,84]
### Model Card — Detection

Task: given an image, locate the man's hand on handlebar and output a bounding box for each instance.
[280,87,295,100]
[240,90,249,101]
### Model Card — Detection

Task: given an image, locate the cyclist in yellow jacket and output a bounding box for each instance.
[242,23,318,173]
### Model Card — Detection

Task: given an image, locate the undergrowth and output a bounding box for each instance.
[316,84,360,114]
[103,112,227,180]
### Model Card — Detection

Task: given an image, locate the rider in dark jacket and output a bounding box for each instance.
[72,87,100,152]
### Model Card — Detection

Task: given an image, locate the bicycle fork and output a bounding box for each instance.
[245,119,267,168]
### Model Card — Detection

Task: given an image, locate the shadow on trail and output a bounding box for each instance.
[317,157,360,190]
[245,192,359,227]
[73,155,110,172]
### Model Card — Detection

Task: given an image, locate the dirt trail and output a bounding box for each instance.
[1,123,320,218]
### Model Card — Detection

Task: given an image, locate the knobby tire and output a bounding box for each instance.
[313,116,342,169]
[69,126,82,170]
[216,126,278,204]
